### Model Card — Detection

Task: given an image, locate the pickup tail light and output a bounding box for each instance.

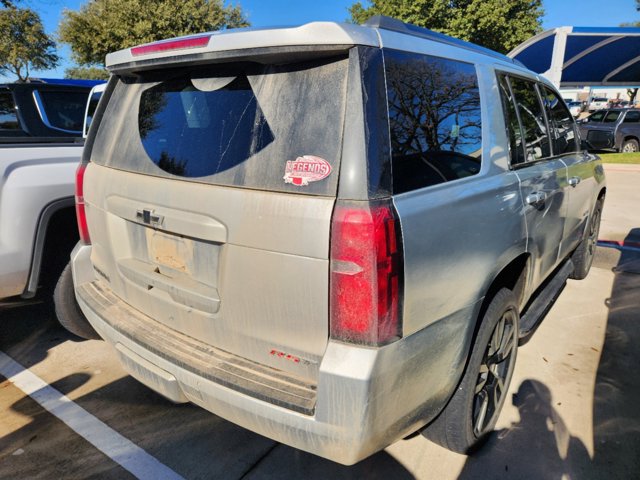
[330,200,403,346]
[131,35,211,56]
[75,163,91,245]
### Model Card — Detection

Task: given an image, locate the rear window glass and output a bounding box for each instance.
[541,86,578,155]
[384,50,482,194]
[91,57,349,195]
[0,91,21,130]
[35,90,88,132]
[624,110,640,123]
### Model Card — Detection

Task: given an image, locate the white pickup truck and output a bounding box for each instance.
[0,80,103,317]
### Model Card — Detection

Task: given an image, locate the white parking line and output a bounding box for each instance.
[0,351,184,480]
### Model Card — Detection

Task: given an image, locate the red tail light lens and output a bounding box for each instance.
[330,201,403,346]
[75,163,91,245]
[131,35,211,56]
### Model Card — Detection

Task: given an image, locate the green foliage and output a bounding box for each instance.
[619,0,640,26]
[599,152,640,164]
[0,7,58,81]
[348,0,544,54]
[59,0,249,67]
[64,66,109,80]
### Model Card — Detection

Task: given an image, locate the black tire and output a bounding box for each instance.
[423,288,519,454]
[569,198,603,280]
[54,262,101,340]
[621,138,639,153]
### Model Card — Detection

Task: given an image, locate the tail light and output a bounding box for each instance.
[330,200,403,346]
[75,163,91,245]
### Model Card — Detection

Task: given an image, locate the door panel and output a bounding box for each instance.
[515,161,568,289]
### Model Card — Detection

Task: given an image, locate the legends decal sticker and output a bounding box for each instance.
[283,155,332,186]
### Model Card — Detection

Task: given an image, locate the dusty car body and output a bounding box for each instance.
[67,17,606,465]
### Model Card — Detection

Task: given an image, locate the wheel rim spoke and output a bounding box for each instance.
[475,364,489,394]
[473,310,517,437]
[474,389,489,435]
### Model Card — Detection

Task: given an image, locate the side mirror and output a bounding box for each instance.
[580,139,591,151]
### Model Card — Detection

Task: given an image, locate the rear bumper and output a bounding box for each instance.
[71,243,473,465]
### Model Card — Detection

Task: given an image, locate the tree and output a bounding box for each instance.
[59,0,249,69]
[0,7,58,82]
[348,0,543,54]
[620,1,640,30]
[65,66,109,80]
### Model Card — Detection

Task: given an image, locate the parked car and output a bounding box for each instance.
[588,97,609,112]
[0,79,102,306]
[567,101,582,117]
[82,83,107,137]
[63,16,606,465]
[579,108,640,152]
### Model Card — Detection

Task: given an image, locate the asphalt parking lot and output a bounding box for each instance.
[1,164,639,480]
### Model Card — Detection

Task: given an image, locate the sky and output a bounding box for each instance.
[6,0,640,81]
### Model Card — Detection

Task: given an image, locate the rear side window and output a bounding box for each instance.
[508,77,551,161]
[497,75,525,165]
[624,111,640,123]
[34,90,88,133]
[541,86,578,155]
[91,56,349,196]
[384,50,482,194]
[0,91,21,130]
[603,111,621,123]
[84,91,102,135]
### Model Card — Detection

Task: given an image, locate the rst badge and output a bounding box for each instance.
[283,155,332,186]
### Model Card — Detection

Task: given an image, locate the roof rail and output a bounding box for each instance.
[363,15,520,65]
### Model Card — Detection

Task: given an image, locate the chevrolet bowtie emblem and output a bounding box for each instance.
[136,209,164,227]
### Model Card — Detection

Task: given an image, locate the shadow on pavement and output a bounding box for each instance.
[591,228,640,478]
[0,300,79,370]
[1,357,413,479]
[458,228,640,480]
[457,379,591,479]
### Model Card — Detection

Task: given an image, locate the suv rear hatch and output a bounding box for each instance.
[83,53,351,385]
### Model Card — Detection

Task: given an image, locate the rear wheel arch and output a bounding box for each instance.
[24,198,78,298]
[621,137,639,152]
[427,253,529,421]
[481,253,530,316]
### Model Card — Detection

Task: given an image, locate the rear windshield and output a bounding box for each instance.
[91,56,349,195]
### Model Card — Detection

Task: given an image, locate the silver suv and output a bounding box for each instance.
[66,16,606,465]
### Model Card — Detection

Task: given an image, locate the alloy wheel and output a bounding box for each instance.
[472,309,518,437]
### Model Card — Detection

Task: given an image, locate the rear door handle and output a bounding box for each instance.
[568,176,581,187]
[526,191,547,206]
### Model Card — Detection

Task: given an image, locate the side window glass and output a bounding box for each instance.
[623,111,640,123]
[603,111,621,123]
[0,91,21,130]
[84,91,102,135]
[497,75,525,165]
[385,50,482,194]
[34,90,88,133]
[541,86,578,155]
[509,78,551,161]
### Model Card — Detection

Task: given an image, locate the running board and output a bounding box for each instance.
[518,260,574,345]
